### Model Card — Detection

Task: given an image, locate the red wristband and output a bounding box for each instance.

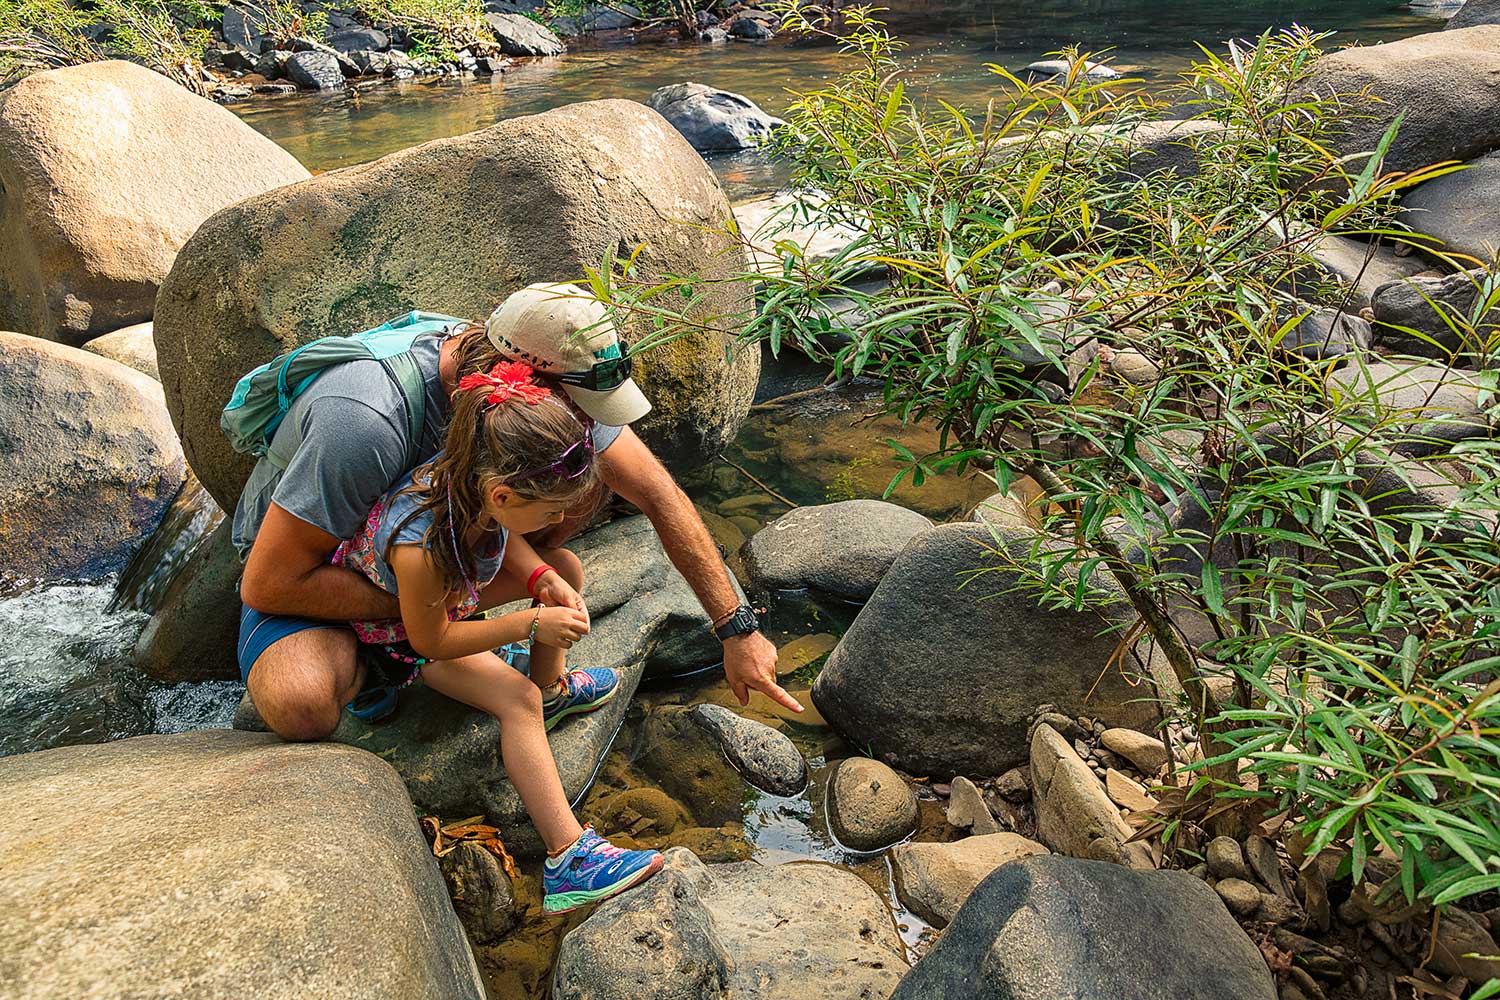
[526,564,556,599]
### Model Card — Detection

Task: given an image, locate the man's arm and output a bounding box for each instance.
[240,502,402,621]
[600,428,802,713]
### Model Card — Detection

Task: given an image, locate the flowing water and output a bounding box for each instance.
[231,0,1440,196]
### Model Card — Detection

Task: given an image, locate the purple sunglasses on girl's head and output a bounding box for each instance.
[505,434,594,484]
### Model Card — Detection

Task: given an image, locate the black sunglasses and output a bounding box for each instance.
[553,352,633,392]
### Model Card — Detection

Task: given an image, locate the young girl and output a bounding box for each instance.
[334,358,663,914]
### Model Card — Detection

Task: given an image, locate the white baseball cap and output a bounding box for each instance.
[485,282,652,427]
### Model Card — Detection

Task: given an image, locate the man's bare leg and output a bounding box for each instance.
[246,627,362,741]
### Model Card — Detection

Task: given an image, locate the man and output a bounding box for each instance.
[236,282,799,738]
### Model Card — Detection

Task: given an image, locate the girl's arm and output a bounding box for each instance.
[475,532,589,620]
[388,544,589,660]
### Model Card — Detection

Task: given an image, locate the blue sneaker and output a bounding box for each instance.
[543,826,664,914]
[542,667,620,731]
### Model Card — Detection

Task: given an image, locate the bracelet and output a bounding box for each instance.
[528,608,542,645]
[710,606,738,626]
[526,564,556,599]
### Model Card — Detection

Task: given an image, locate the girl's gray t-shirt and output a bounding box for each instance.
[231,333,622,558]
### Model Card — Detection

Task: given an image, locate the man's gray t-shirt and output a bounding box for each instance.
[231,333,623,558]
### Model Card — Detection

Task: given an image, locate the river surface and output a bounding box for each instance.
[231,0,1441,197]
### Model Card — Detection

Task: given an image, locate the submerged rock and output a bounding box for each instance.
[827,757,918,851]
[553,847,908,1000]
[0,332,186,586]
[891,832,1048,927]
[689,703,807,797]
[80,322,159,379]
[0,60,308,343]
[891,855,1276,1000]
[812,523,1167,778]
[0,731,484,999]
[742,499,930,600]
[155,100,756,511]
[646,82,783,153]
[1307,26,1500,179]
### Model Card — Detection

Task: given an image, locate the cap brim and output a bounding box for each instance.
[560,378,652,427]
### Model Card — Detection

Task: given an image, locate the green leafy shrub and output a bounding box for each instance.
[597,2,1500,918]
[354,0,491,63]
[1,0,218,91]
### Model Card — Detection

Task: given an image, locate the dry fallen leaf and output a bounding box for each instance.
[421,814,519,879]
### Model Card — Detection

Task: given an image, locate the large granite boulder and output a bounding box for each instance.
[1327,360,1494,456]
[1306,27,1500,178]
[890,855,1276,1000]
[0,332,186,587]
[0,731,485,999]
[0,60,309,344]
[1448,0,1500,28]
[155,99,756,512]
[645,82,782,153]
[1400,148,1500,264]
[303,516,738,855]
[742,500,931,600]
[553,847,908,1000]
[812,523,1167,778]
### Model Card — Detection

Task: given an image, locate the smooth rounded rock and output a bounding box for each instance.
[1214,877,1262,917]
[1206,836,1253,883]
[1098,727,1169,775]
[689,703,808,797]
[155,100,756,512]
[80,322,158,379]
[484,12,564,54]
[0,60,309,343]
[891,856,1276,1000]
[646,82,782,152]
[1400,148,1500,264]
[827,757,918,852]
[812,523,1168,778]
[1370,267,1498,360]
[0,731,485,999]
[891,833,1048,927]
[742,500,931,600]
[1307,26,1500,179]
[1449,0,1500,29]
[0,332,185,586]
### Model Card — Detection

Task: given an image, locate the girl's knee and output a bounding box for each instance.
[494,678,544,720]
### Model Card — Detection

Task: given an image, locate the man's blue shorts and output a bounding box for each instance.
[237,604,350,683]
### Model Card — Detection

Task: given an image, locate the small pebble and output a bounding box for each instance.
[1214,878,1262,917]
[1207,836,1252,882]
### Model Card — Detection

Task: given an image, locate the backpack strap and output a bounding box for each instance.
[379,351,428,469]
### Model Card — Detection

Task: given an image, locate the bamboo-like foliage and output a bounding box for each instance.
[1,0,219,92]
[594,5,1500,912]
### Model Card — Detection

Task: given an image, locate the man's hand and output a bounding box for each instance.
[723,631,802,712]
[533,570,589,626]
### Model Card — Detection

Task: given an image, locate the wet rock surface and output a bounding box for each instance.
[690,703,807,797]
[742,499,930,600]
[552,847,908,1000]
[891,855,1276,1000]
[827,757,919,851]
[0,731,484,999]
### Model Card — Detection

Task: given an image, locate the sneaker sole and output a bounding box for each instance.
[543,679,619,732]
[542,852,665,915]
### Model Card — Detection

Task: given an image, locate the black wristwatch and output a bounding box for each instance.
[713,604,761,640]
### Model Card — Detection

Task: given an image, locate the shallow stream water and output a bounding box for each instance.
[231,0,1440,196]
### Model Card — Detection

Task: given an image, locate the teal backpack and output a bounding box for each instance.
[221,310,467,469]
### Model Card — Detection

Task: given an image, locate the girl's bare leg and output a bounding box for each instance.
[420,651,584,853]
[526,546,585,693]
